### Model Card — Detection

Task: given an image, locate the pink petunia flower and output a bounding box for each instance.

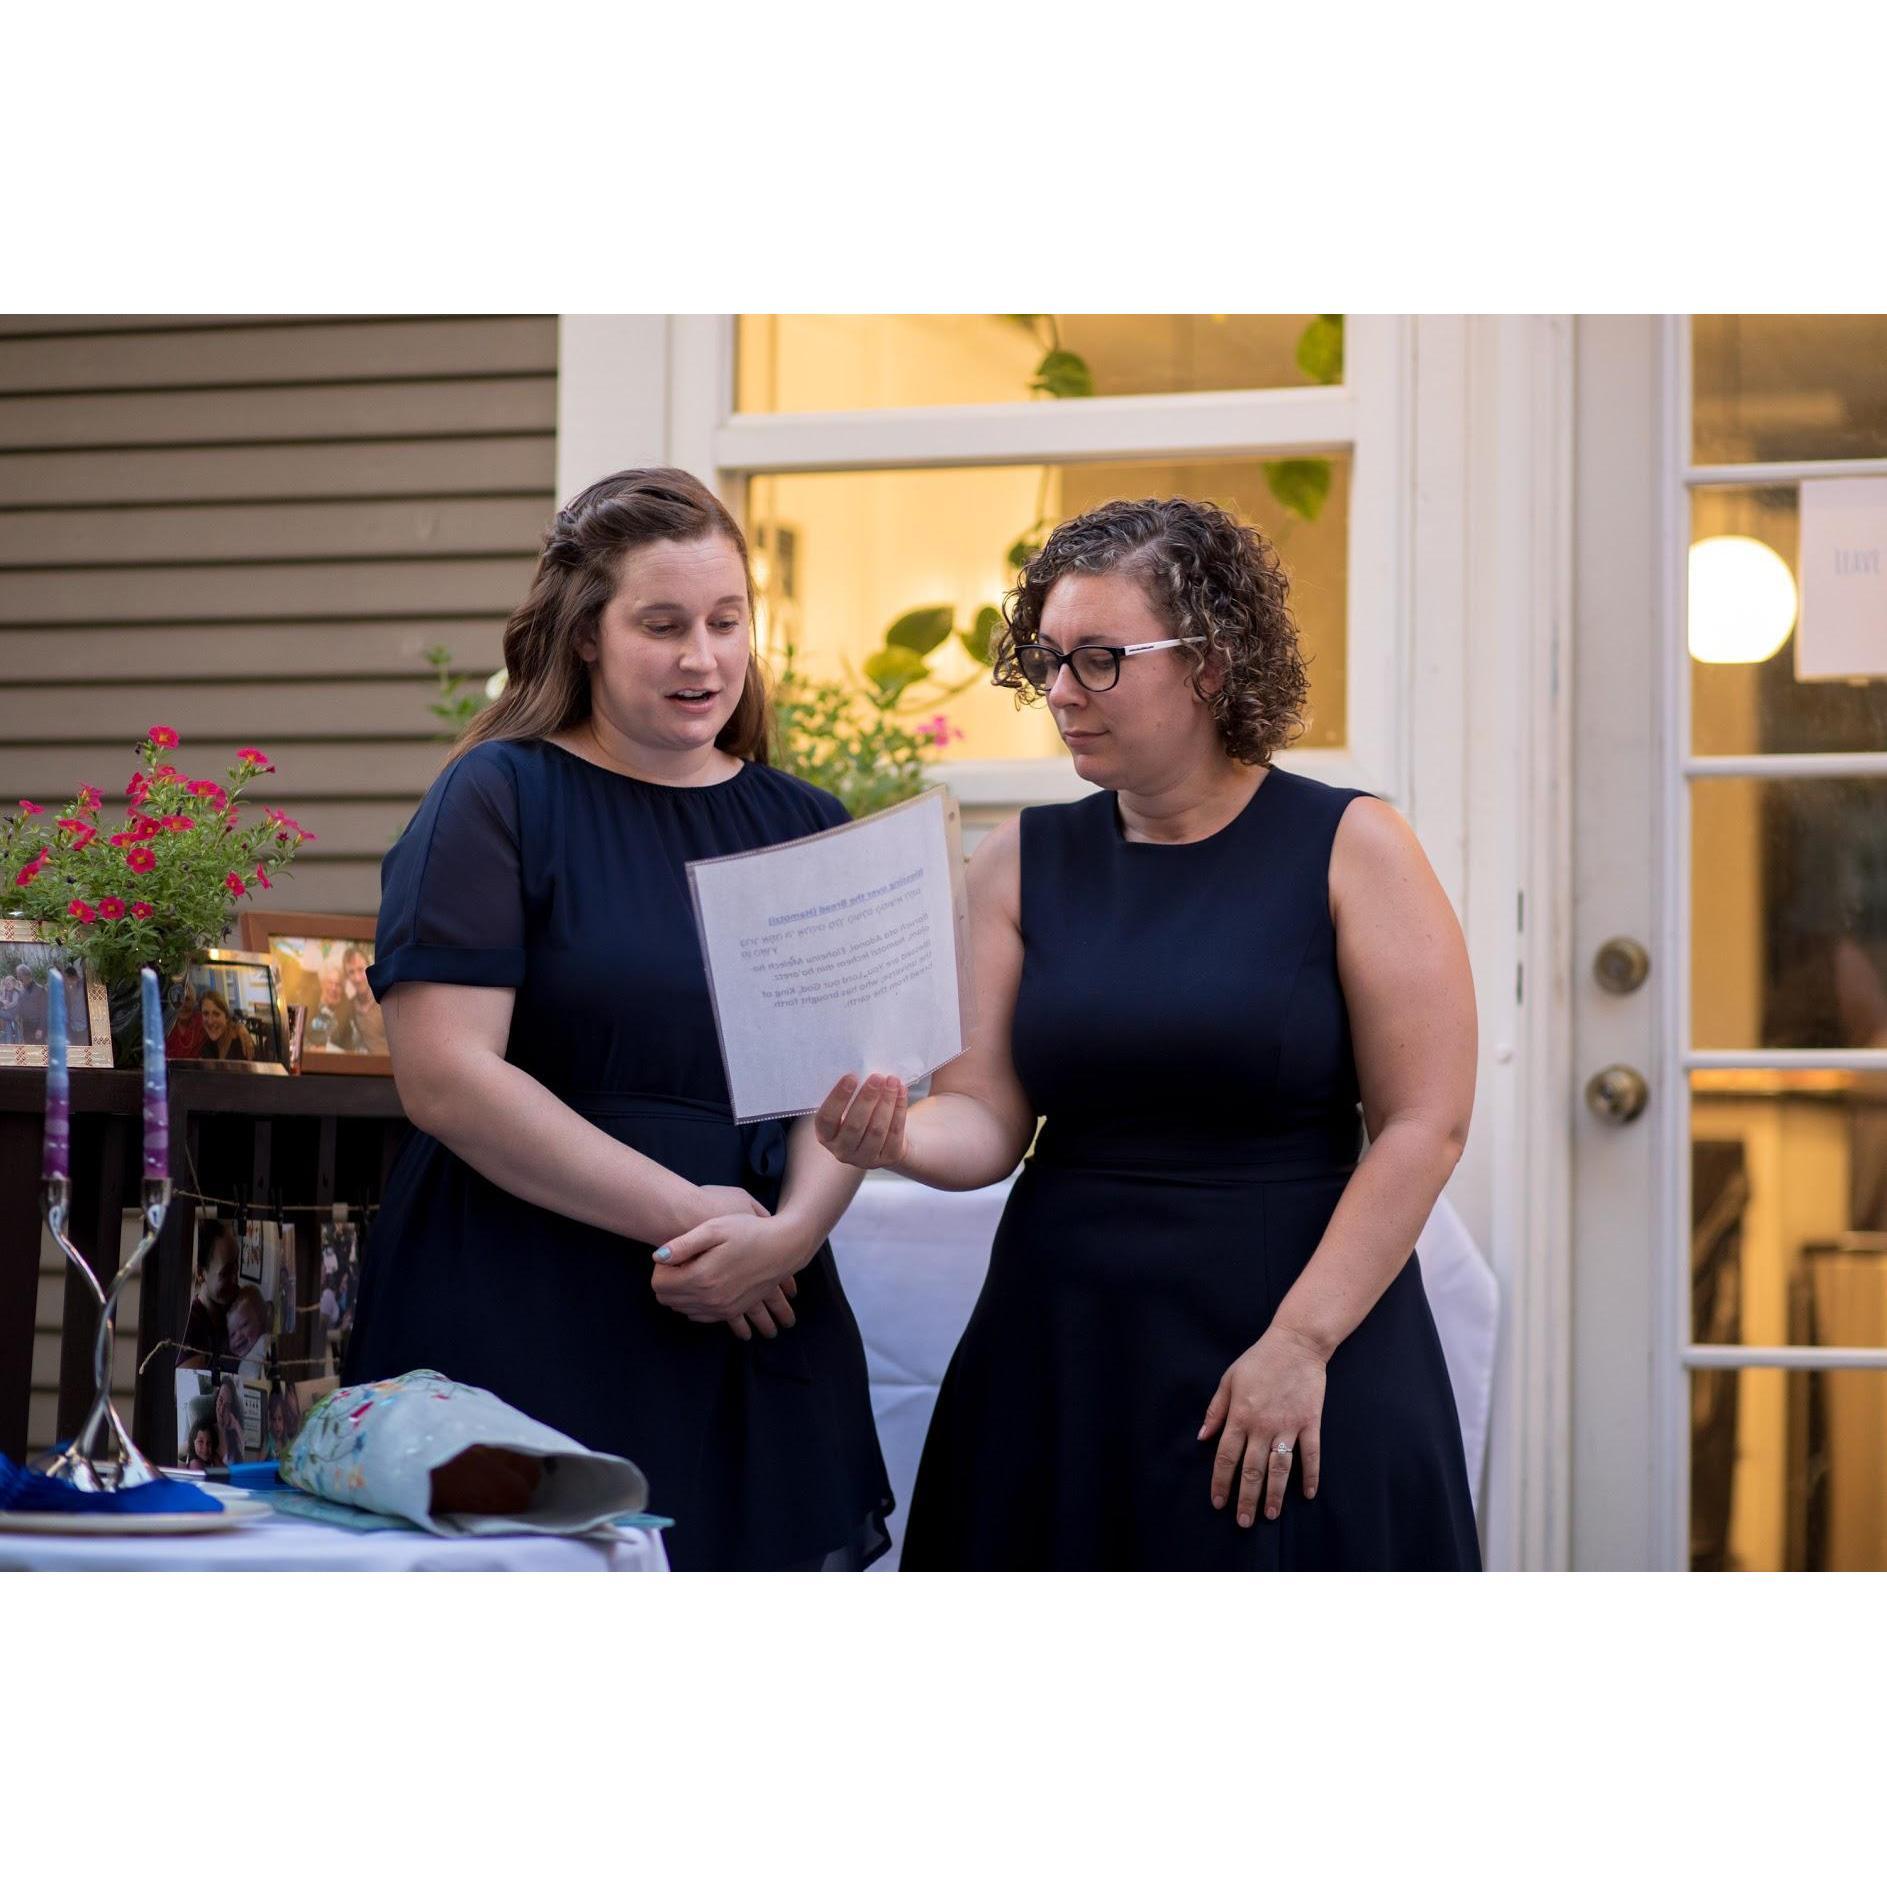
[98,896,126,920]
[126,847,157,875]
[57,818,97,850]
[159,814,195,832]
[68,899,96,923]
[14,850,49,887]
[125,772,148,804]
[235,747,274,772]
[18,800,43,815]
[225,871,247,897]
[130,901,155,919]
[914,715,966,748]
[148,726,179,749]
[154,764,182,781]
[255,866,272,890]
[78,783,103,811]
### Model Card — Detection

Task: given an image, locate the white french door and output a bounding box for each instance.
[1573,315,1887,1570]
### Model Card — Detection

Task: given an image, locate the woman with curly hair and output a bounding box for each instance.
[815,495,1481,1570]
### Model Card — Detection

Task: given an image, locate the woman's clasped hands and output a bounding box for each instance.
[649,1185,804,1341]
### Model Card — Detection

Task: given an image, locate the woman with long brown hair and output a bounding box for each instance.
[343,469,893,1569]
[196,987,254,1061]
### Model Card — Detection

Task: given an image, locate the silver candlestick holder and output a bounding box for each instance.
[34,1174,171,1492]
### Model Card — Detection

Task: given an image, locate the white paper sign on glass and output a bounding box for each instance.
[1799,477,1887,681]
[686,788,972,1123]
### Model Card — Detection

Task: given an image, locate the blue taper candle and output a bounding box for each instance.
[44,965,70,1182]
[141,967,168,1182]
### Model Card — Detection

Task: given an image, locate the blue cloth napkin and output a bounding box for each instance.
[0,1454,223,1515]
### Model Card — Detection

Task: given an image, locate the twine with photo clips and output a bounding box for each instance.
[132,1142,375,1382]
[176,1136,380,1226]
[138,1337,347,1383]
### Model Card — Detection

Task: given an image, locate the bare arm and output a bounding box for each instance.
[1270,797,1479,1360]
[774,1114,867,1254]
[381,981,732,1250]
[1200,796,1478,1524]
[815,815,1037,1191]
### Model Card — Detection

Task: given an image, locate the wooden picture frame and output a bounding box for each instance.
[0,919,114,1068]
[165,948,292,1076]
[237,911,390,1077]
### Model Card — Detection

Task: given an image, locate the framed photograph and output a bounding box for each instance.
[0,919,113,1069]
[164,949,291,1076]
[237,911,389,1076]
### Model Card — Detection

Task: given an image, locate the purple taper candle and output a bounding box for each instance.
[43,965,69,1183]
[141,966,168,1182]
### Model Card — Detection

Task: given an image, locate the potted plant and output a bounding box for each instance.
[1,727,315,1065]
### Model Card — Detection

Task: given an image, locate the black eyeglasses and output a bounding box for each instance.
[1013,637,1206,693]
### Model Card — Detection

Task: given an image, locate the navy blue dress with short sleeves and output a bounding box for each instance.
[344,737,893,1570]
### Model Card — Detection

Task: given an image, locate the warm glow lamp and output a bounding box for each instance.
[1687,534,1798,664]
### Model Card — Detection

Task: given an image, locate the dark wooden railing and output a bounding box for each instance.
[0,1068,411,1461]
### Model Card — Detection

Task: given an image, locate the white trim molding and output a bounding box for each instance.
[555,316,669,506]
[713,386,1358,474]
[1446,315,1578,1572]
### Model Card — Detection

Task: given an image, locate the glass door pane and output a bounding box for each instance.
[1693,315,1887,464]
[1691,1366,1887,1569]
[1692,1078,1887,1346]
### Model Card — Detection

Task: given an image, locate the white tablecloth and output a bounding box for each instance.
[830,1170,1499,1569]
[0,1505,670,1572]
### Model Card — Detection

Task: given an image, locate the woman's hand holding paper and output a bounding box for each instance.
[812,1073,909,1170]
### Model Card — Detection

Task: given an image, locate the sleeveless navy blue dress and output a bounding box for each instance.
[345,738,893,1570]
[901,766,1480,1570]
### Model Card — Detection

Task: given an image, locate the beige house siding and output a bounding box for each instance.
[0,314,558,914]
[2,315,558,1448]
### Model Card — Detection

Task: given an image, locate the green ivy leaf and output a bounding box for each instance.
[961,605,1002,667]
[1030,349,1094,399]
[885,605,955,656]
[1296,314,1343,386]
[1263,458,1333,522]
[1007,524,1050,571]
[863,645,931,705]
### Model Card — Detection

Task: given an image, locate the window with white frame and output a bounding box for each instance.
[665,315,1411,805]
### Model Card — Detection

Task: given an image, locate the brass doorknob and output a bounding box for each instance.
[1594,936,1651,994]
[1585,1064,1649,1123]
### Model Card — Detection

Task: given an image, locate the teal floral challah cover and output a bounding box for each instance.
[282,1369,651,1537]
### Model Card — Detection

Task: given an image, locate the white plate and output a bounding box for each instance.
[0,1502,267,1536]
